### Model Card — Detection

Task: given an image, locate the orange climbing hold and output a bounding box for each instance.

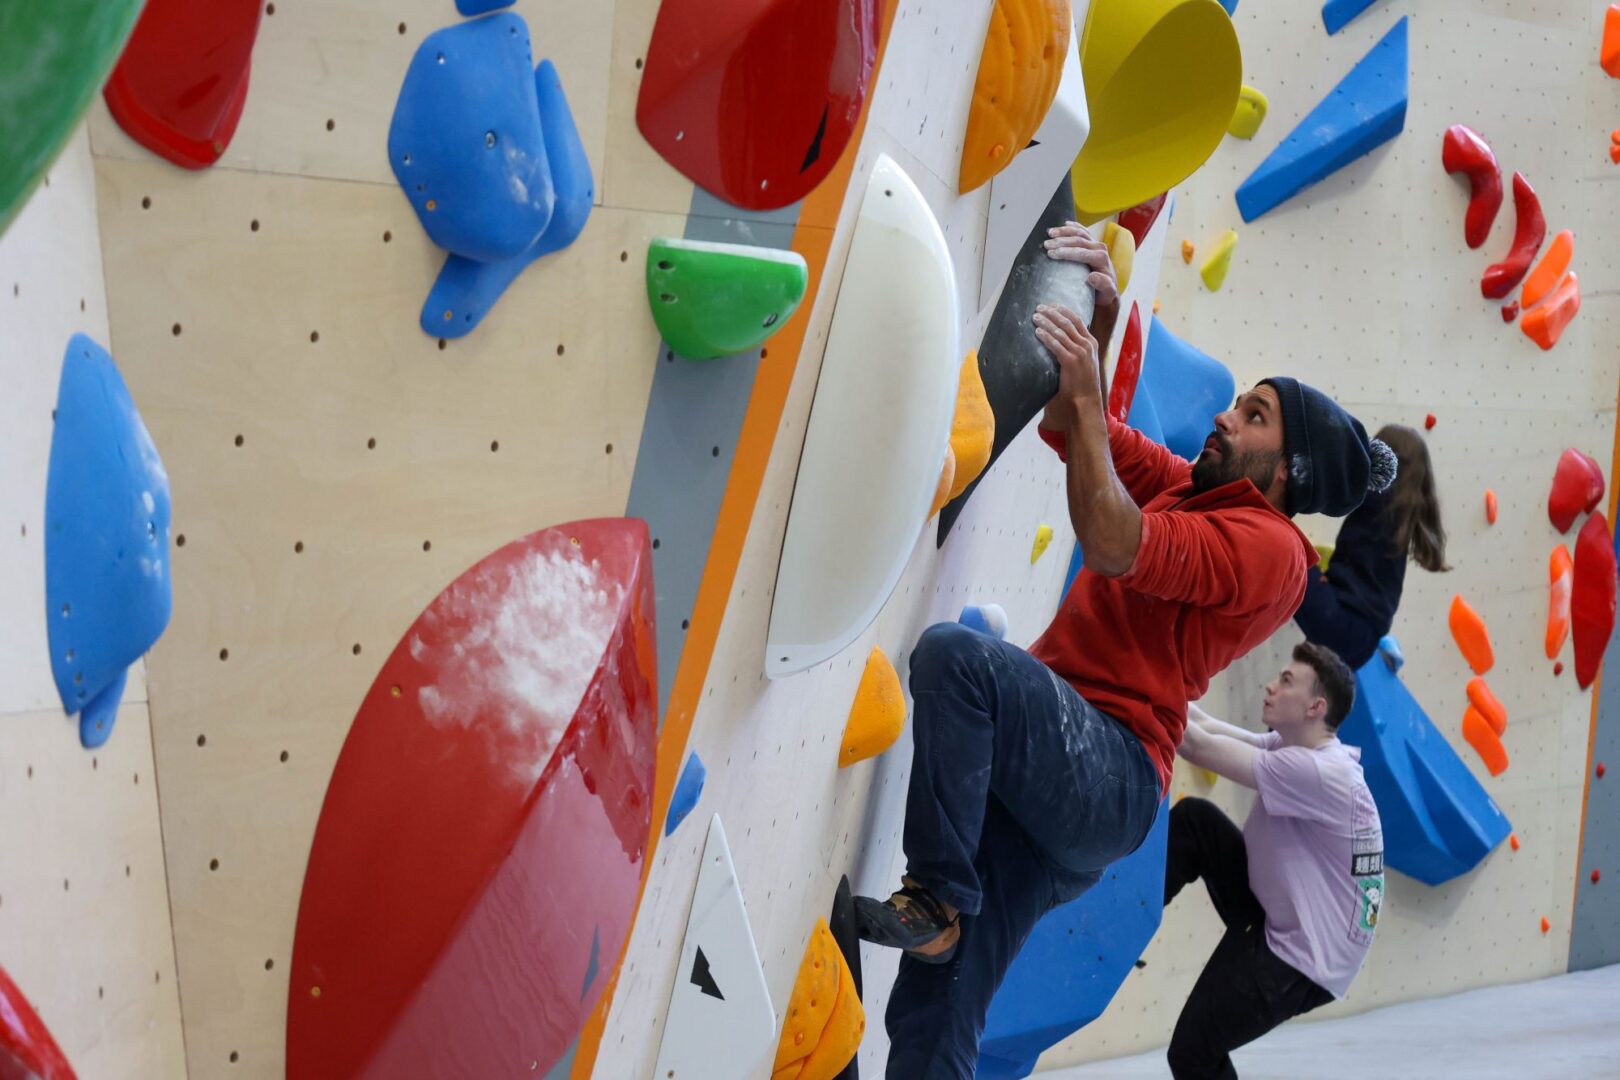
[1510,833,1521,851]
[840,647,906,766]
[1522,229,1574,309]
[959,0,1071,193]
[948,351,995,500]
[1540,916,1550,933]
[1181,239,1195,263]
[1449,595,1495,675]
[772,918,864,1080]
[1603,4,1620,77]
[1462,706,1509,776]
[929,445,957,520]
[1466,677,1507,736]
[1485,489,1498,524]
[1520,272,1580,351]
[1548,544,1574,659]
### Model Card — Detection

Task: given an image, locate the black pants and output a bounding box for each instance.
[1163,797,1334,1080]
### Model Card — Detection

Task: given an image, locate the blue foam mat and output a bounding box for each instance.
[1236,17,1408,222]
[45,334,172,719]
[421,58,594,338]
[388,12,554,263]
[665,752,707,836]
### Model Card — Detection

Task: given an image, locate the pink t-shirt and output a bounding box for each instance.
[1244,732,1384,998]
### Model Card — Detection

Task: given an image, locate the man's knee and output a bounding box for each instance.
[1171,795,1218,833]
[909,621,986,695]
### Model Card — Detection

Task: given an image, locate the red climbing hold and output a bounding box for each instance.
[1572,512,1618,690]
[0,963,76,1080]
[1485,489,1498,524]
[1555,661,1565,676]
[1481,172,1546,299]
[1116,193,1169,248]
[1520,273,1581,351]
[1549,448,1605,533]
[1593,868,1603,885]
[102,0,264,169]
[1501,301,1519,323]
[1424,413,1437,430]
[1604,5,1620,77]
[1598,761,1607,779]
[1107,302,1144,425]
[1442,124,1502,250]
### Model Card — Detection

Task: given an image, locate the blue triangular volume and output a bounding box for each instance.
[1137,316,1235,463]
[664,752,708,836]
[1323,0,1385,34]
[45,334,172,720]
[1337,638,1511,886]
[1235,16,1408,222]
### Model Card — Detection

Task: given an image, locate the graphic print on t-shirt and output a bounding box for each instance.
[1349,786,1384,943]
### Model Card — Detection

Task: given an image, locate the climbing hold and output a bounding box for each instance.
[1116,193,1168,247]
[1376,633,1404,671]
[1523,229,1574,309]
[1441,125,1502,251]
[1199,767,1219,786]
[1450,596,1494,676]
[1549,448,1605,533]
[1510,833,1521,851]
[1462,706,1509,776]
[1482,173,1546,299]
[421,59,594,338]
[1236,18,1408,223]
[1425,413,1437,430]
[948,352,996,501]
[1599,761,1608,779]
[1152,298,1162,314]
[79,666,128,751]
[1102,221,1137,292]
[1138,315,1236,462]
[1556,661,1565,676]
[1572,512,1617,690]
[929,445,958,521]
[1181,239,1195,263]
[1070,0,1241,219]
[1227,85,1269,141]
[1031,524,1055,564]
[1603,5,1620,77]
[960,0,1071,194]
[0,0,145,234]
[1610,143,1620,165]
[1322,0,1386,34]
[840,647,905,767]
[102,0,263,169]
[1520,273,1580,351]
[772,919,863,1080]
[0,963,76,1079]
[1593,868,1603,885]
[1541,916,1550,933]
[1199,229,1238,291]
[1485,490,1498,525]
[389,15,553,263]
[960,603,1010,639]
[1550,545,1575,659]
[457,0,515,12]
[645,238,809,359]
[1502,302,1519,323]
[1466,677,1507,737]
[665,753,708,836]
[1106,302,1145,425]
[638,0,880,210]
[46,335,173,724]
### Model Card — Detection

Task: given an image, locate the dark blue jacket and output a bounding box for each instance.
[1293,488,1406,669]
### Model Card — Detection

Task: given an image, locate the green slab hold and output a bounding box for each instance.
[0,0,147,237]
[646,238,809,360]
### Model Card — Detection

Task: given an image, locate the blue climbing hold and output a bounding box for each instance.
[45,334,172,722]
[457,0,516,14]
[1235,17,1408,222]
[978,800,1169,1078]
[1138,316,1235,464]
[421,58,594,337]
[388,13,554,263]
[959,604,1009,640]
[1219,0,1239,14]
[78,665,127,749]
[1377,633,1404,672]
[1322,0,1384,34]
[1337,638,1512,886]
[665,753,707,836]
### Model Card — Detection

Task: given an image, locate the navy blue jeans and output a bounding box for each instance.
[886,622,1162,1078]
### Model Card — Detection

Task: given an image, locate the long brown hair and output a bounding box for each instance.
[1376,424,1450,572]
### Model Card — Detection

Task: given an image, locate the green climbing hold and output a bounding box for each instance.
[646,238,809,360]
[0,0,147,237]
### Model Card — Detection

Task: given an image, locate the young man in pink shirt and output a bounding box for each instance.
[1167,642,1385,1079]
[855,225,1397,1078]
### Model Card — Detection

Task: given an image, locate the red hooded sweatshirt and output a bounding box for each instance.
[1031,418,1318,794]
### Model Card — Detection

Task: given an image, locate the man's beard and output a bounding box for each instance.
[1190,434,1284,495]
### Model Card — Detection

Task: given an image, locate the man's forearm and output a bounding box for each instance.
[1189,704,1270,748]
[1060,395,1143,577]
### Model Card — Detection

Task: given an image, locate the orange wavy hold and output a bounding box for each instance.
[959,0,1071,193]
[1520,272,1581,351]
[1466,676,1507,736]
[1462,706,1509,776]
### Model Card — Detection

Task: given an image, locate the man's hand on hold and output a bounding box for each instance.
[1044,221,1120,343]
[1035,304,1102,427]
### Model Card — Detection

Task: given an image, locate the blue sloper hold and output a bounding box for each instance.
[1137,316,1235,463]
[422,58,593,338]
[457,0,516,14]
[45,334,172,722]
[388,13,554,263]
[978,800,1170,1079]
[78,666,128,749]
[1377,632,1404,672]
[1235,17,1408,223]
[1337,638,1512,886]
[1322,0,1384,34]
[664,753,707,836]
[958,604,1008,640]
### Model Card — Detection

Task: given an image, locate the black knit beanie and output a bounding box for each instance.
[1260,377,1397,517]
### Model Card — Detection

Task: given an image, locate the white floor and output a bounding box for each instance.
[1041,964,1620,1079]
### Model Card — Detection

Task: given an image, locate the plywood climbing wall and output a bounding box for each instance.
[0,128,187,1078]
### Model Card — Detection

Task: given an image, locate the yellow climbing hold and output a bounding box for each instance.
[1314,542,1334,572]
[1200,229,1238,291]
[1102,220,1137,292]
[948,351,995,500]
[959,0,1072,193]
[1200,767,1219,786]
[1227,84,1269,140]
[929,445,957,520]
[840,647,906,767]
[1030,524,1055,563]
[772,918,865,1080]
[1153,297,1161,314]
[1181,239,1195,263]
